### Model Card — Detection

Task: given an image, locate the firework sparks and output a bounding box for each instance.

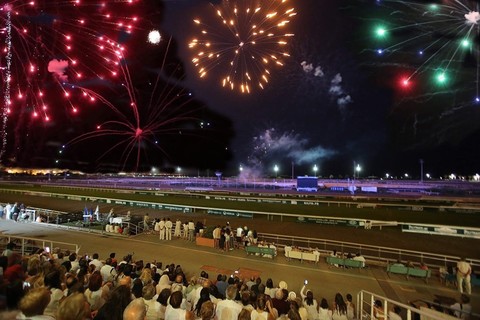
[0,0,139,163]
[371,0,480,103]
[0,0,139,121]
[189,0,296,94]
[63,38,203,172]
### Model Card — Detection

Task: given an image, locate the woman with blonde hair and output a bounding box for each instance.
[140,268,153,286]
[57,293,90,320]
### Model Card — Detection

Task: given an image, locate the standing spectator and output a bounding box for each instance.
[174,219,182,238]
[143,214,150,232]
[213,226,221,249]
[154,219,160,236]
[159,218,166,240]
[188,220,196,242]
[456,257,472,295]
[183,221,189,240]
[165,218,173,241]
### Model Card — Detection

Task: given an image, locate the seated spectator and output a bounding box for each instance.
[124,298,147,320]
[450,294,471,320]
[94,285,132,320]
[352,253,366,268]
[373,300,386,320]
[318,298,332,320]
[420,263,428,270]
[56,292,90,320]
[165,291,193,320]
[199,301,215,320]
[84,271,107,311]
[43,269,65,317]
[142,284,161,320]
[216,285,242,320]
[16,287,54,320]
[388,305,402,320]
[392,260,405,267]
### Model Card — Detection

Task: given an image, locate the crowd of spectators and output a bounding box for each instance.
[0,244,369,320]
[0,209,474,320]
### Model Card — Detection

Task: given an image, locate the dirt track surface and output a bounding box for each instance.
[1,192,479,260]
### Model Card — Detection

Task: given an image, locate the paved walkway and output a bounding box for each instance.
[0,220,477,313]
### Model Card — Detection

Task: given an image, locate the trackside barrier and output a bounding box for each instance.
[257,233,480,270]
[0,235,80,256]
[3,205,480,271]
[357,290,479,320]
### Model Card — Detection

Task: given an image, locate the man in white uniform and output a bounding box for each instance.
[456,257,472,295]
[159,218,166,240]
[165,218,173,240]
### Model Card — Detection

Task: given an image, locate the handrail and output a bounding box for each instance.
[0,234,80,256]
[4,205,479,270]
[356,290,478,320]
[256,232,480,269]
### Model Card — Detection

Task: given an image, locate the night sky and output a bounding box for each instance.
[2,0,480,177]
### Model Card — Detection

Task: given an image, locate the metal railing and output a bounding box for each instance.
[4,206,479,272]
[357,290,479,320]
[0,235,80,256]
[257,232,480,270]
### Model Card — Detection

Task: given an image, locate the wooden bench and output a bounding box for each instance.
[285,250,319,264]
[245,246,276,259]
[387,265,431,283]
[326,256,364,269]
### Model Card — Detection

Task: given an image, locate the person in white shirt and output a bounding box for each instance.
[159,218,166,240]
[165,218,173,240]
[174,219,182,237]
[188,220,196,241]
[388,305,402,320]
[352,253,366,268]
[143,284,162,320]
[100,258,117,283]
[216,285,242,320]
[300,284,318,320]
[165,291,193,320]
[450,294,472,320]
[456,257,472,295]
[88,253,104,271]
